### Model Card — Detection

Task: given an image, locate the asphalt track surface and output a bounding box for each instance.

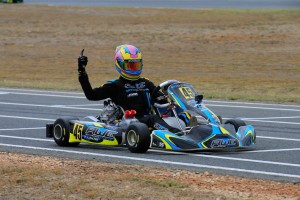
[0,87,300,183]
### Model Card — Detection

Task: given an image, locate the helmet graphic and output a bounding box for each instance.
[114,44,143,80]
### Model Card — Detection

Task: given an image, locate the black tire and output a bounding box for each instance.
[224,119,246,132]
[217,115,223,124]
[125,123,151,153]
[53,117,80,147]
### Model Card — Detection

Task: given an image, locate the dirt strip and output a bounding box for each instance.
[1,152,299,200]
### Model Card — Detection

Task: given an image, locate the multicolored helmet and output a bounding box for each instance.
[114,44,143,81]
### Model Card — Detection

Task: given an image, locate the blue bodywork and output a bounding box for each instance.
[151,82,256,151]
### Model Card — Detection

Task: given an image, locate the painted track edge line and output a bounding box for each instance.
[1,134,300,168]
[2,87,300,108]
[0,127,45,131]
[0,115,54,121]
[0,143,300,179]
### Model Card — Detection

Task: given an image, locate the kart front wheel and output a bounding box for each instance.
[53,117,80,147]
[125,123,150,153]
[225,119,246,132]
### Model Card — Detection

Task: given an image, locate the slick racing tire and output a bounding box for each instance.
[224,119,246,132]
[217,115,223,124]
[53,117,80,147]
[125,123,151,153]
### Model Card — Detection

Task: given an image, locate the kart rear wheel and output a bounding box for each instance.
[125,123,150,153]
[225,119,246,132]
[53,117,80,147]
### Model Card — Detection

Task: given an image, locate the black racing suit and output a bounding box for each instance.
[79,73,180,133]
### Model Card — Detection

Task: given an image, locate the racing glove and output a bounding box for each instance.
[78,50,88,75]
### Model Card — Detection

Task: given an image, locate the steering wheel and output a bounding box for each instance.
[150,80,179,111]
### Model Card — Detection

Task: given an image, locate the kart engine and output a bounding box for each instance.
[98,99,123,124]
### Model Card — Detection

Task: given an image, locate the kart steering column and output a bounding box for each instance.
[154,101,184,131]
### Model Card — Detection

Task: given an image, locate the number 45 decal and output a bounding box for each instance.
[73,123,84,140]
[179,87,194,99]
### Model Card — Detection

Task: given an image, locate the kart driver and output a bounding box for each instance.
[78,44,182,133]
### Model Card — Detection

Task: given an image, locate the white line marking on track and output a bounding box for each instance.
[0,143,299,179]
[243,116,300,120]
[0,127,45,131]
[223,117,300,125]
[6,92,85,99]
[0,102,300,125]
[149,149,300,168]
[0,88,82,95]
[257,136,300,142]
[246,148,300,153]
[0,135,51,141]
[1,88,300,111]
[242,119,300,125]
[206,100,300,108]
[0,92,9,95]
[0,102,102,111]
[54,104,102,107]
[53,106,102,111]
[0,115,54,121]
[1,135,300,168]
[206,104,300,112]
[2,88,299,108]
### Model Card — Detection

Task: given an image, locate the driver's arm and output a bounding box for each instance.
[77,50,114,101]
[147,79,168,104]
[79,73,113,101]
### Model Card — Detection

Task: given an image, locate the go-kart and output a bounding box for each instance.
[46,80,256,153]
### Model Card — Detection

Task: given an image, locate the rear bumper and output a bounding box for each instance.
[46,123,54,138]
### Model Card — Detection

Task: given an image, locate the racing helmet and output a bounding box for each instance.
[114,44,143,81]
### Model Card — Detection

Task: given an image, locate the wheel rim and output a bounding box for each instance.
[54,124,63,140]
[127,130,138,146]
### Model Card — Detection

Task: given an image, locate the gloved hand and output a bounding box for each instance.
[78,49,88,74]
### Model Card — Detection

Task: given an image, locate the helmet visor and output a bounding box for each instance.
[124,60,142,71]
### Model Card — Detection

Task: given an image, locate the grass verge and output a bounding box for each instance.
[1,152,300,200]
[0,5,299,102]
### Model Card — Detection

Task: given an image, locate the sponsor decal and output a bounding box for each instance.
[211,138,237,148]
[127,93,138,98]
[153,123,168,130]
[135,82,146,89]
[124,83,135,89]
[82,126,117,142]
[82,134,103,142]
[158,142,165,148]
[124,82,145,89]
